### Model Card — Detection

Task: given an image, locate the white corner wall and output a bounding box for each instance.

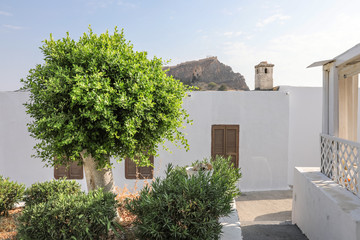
[293,167,360,240]
[279,86,322,186]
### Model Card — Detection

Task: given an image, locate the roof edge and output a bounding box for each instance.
[307,59,334,68]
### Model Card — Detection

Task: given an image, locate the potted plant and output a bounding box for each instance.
[186,160,213,176]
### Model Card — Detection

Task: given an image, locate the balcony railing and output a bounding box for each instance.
[320,133,360,198]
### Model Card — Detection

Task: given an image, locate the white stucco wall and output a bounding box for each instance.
[0,89,311,192]
[279,86,322,186]
[293,167,360,240]
[0,91,87,190]
[112,91,290,191]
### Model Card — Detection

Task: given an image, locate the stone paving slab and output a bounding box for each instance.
[236,190,308,240]
[240,223,308,240]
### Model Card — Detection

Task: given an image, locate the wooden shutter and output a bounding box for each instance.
[125,156,154,179]
[54,161,83,179]
[225,125,239,168]
[212,126,226,156]
[211,125,239,168]
[54,165,68,179]
[68,162,84,179]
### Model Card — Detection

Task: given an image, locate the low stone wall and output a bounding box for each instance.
[292,167,360,240]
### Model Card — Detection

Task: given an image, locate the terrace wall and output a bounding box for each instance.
[293,167,360,240]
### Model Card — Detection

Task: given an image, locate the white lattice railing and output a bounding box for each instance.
[321,133,360,198]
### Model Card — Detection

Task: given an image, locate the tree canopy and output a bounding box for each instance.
[21,27,192,169]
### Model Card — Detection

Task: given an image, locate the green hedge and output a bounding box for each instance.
[23,178,81,206]
[125,156,241,240]
[17,188,120,240]
[0,176,25,216]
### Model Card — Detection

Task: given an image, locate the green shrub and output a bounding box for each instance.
[0,176,25,216]
[208,82,217,90]
[210,155,242,199]
[17,188,121,240]
[23,178,81,206]
[125,156,241,240]
[218,84,227,91]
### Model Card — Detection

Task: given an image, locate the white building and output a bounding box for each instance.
[293,43,360,240]
[1,86,322,192]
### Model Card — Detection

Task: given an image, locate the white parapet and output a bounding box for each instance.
[292,167,360,240]
[220,199,243,240]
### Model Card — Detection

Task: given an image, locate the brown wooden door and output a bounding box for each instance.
[211,125,239,168]
[125,156,154,179]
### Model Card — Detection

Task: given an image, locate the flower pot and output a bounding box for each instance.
[186,167,213,177]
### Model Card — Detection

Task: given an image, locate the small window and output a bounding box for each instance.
[256,69,259,74]
[265,68,268,73]
[125,156,154,179]
[54,162,83,179]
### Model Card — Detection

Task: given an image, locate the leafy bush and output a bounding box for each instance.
[17,189,121,240]
[208,82,217,90]
[23,178,81,206]
[218,84,227,91]
[125,156,241,240]
[210,155,242,199]
[0,176,25,216]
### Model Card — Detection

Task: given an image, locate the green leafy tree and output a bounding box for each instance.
[21,27,192,192]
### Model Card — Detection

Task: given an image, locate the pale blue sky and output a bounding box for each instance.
[1,0,360,90]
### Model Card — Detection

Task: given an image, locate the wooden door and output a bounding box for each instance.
[211,125,239,168]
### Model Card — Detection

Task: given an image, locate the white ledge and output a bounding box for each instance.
[293,167,360,240]
[220,199,243,240]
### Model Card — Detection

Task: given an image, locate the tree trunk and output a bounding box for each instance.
[80,150,115,193]
[80,150,121,222]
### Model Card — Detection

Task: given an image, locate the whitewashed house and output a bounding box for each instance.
[293,44,360,240]
[0,86,324,193]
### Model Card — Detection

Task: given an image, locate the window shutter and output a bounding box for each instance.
[125,156,154,179]
[225,126,239,168]
[212,125,226,157]
[138,156,154,179]
[69,162,84,179]
[54,161,84,180]
[125,157,138,179]
[212,125,239,168]
[54,165,68,179]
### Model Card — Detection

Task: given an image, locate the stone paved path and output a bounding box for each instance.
[235,190,308,240]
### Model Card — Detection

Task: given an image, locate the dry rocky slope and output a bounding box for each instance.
[164,57,249,91]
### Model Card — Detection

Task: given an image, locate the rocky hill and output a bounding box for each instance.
[164,57,249,91]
